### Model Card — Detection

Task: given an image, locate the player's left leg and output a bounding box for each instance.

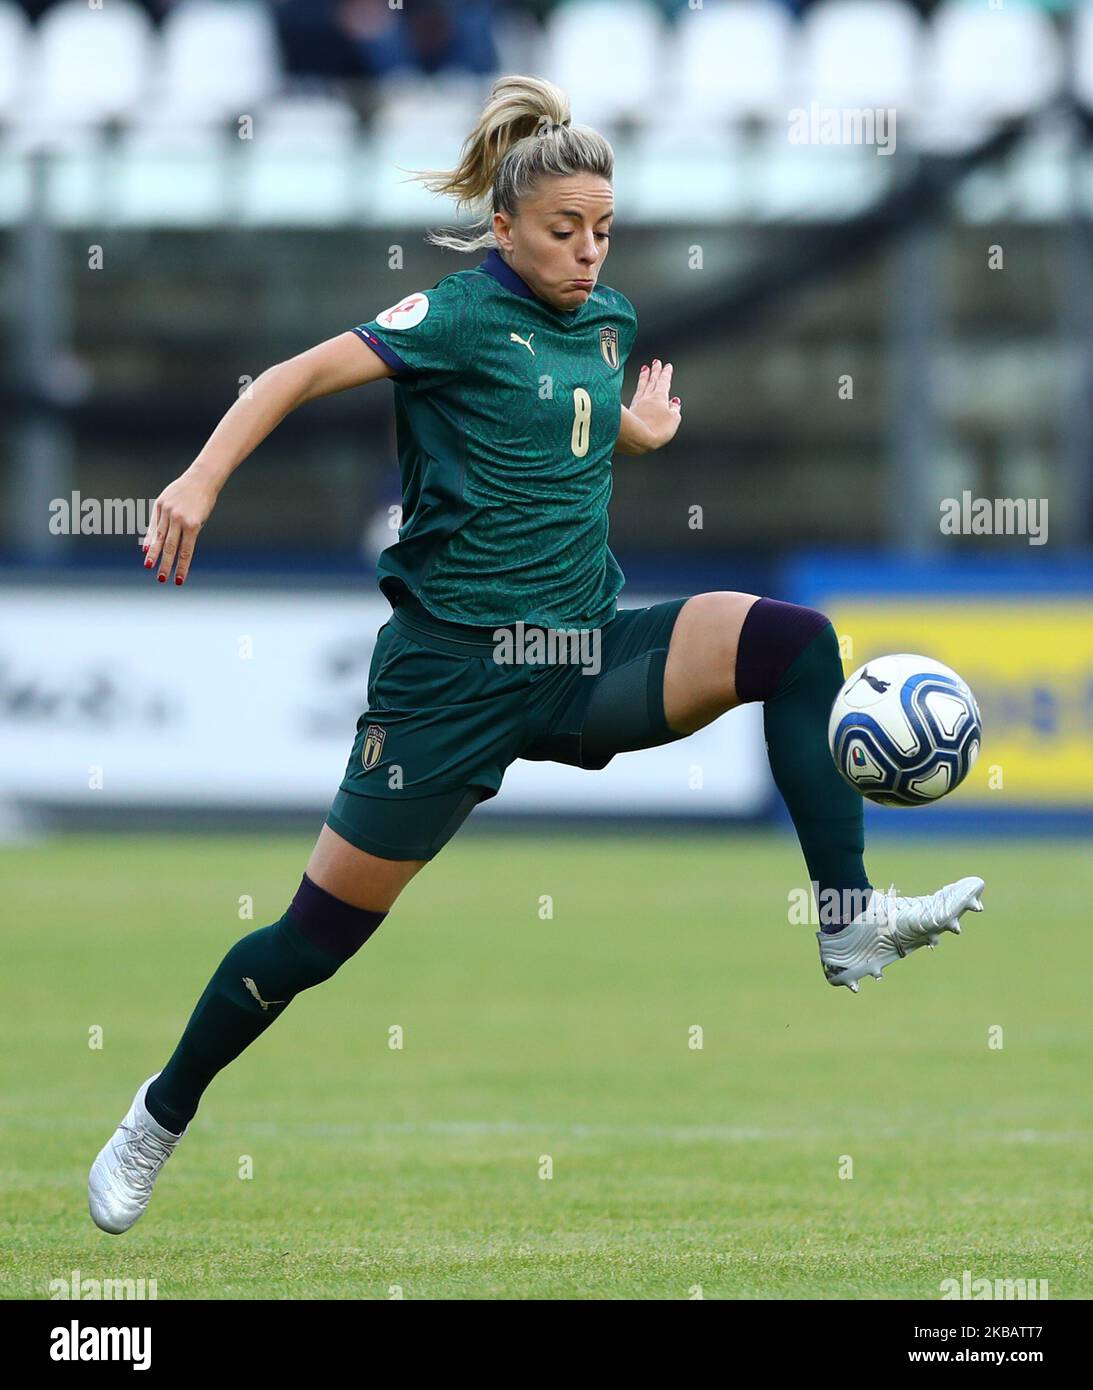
[660,592,985,990]
[87,838,414,1235]
[89,605,523,1233]
[663,591,871,920]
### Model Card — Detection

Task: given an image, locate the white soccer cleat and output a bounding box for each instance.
[818,876,985,992]
[88,1074,184,1234]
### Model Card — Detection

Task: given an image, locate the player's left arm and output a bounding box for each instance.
[616,359,682,456]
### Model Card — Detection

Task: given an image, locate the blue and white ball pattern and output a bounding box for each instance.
[828,654,982,806]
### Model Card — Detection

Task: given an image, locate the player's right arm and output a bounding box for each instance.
[144,332,393,585]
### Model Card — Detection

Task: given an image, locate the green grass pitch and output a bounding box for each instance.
[2,830,1089,1300]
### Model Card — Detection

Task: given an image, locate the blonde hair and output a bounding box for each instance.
[412,75,614,253]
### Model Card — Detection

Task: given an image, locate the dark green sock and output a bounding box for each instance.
[145,912,342,1134]
[763,624,871,916]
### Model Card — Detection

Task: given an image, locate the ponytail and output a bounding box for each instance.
[411,74,614,253]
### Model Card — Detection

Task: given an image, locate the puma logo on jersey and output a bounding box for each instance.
[509,331,535,356]
[243,977,285,1011]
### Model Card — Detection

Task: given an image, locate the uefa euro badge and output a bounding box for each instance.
[599,325,619,369]
[361,724,386,771]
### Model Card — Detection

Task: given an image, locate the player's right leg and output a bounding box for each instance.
[87,829,424,1235]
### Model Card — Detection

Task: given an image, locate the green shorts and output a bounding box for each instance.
[325,594,689,860]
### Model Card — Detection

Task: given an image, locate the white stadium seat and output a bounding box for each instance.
[155,0,282,126]
[668,0,795,124]
[921,0,1064,149]
[239,95,359,226]
[799,0,922,113]
[540,0,665,127]
[0,124,104,223]
[252,93,359,147]
[0,0,31,125]
[112,124,228,226]
[629,122,752,219]
[755,127,892,220]
[371,73,484,139]
[367,127,474,221]
[370,75,437,138]
[366,75,495,222]
[15,0,153,131]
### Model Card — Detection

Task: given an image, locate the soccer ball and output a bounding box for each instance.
[828,654,982,806]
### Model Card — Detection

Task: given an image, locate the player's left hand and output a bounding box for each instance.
[627,359,682,451]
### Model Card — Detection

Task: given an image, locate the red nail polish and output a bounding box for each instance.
[175,576,183,585]
[144,558,152,568]
[158,573,166,583]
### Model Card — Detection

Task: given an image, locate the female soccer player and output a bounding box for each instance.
[89,76,984,1234]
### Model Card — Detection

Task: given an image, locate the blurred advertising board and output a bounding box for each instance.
[0,583,772,821]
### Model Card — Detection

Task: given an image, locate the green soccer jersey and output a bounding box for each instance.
[353,248,637,628]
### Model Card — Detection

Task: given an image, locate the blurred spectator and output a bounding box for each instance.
[12,0,1078,61]
[272,0,497,80]
[270,0,365,78]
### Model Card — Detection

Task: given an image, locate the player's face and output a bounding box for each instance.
[495,175,615,311]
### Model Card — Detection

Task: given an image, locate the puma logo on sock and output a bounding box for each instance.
[242,977,285,1011]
